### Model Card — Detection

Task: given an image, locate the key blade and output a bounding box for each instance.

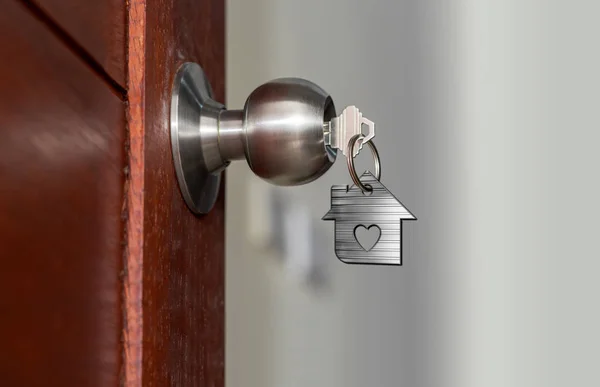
[325,106,375,157]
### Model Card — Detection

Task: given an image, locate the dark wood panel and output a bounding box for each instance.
[124,0,225,386]
[32,0,126,88]
[0,2,125,386]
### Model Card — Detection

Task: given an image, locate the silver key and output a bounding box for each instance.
[323,106,375,157]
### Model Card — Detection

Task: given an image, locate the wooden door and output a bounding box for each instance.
[0,1,225,386]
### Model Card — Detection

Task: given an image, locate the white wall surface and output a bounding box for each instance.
[226,1,600,386]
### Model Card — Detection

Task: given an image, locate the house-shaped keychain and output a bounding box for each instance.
[323,171,416,265]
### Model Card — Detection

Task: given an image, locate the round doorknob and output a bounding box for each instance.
[170,62,337,214]
[241,78,337,185]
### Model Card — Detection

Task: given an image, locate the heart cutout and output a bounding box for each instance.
[354,225,381,251]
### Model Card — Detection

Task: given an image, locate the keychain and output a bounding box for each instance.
[323,118,416,266]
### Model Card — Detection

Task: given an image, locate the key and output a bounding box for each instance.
[323,106,375,158]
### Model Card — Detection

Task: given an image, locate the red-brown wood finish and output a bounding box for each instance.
[124,0,226,385]
[0,2,125,386]
[0,1,225,385]
[31,0,127,88]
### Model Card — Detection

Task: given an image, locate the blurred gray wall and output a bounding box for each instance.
[226,1,600,386]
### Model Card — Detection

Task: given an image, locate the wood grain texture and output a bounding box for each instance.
[32,0,127,88]
[123,0,146,385]
[125,1,226,386]
[0,2,125,386]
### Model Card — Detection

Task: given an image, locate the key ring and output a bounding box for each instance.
[346,134,381,192]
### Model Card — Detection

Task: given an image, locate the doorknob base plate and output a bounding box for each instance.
[170,62,224,214]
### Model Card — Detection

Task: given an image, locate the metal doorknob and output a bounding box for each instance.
[171,62,337,214]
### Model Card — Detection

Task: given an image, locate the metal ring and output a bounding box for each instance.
[346,134,381,192]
